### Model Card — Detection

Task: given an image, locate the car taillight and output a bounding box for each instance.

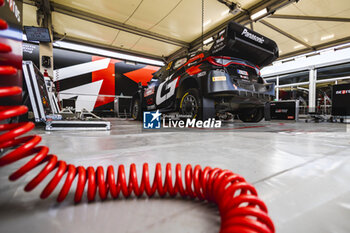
[207,57,221,66]
[207,56,231,66]
[214,58,232,66]
[207,56,262,80]
[207,56,259,70]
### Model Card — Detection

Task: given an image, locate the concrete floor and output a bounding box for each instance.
[0,119,350,233]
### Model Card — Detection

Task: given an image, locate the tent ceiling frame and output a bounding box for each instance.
[50,2,190,48]
[280,36,350,59]
[269,14,350,23]
[23,0,37,6]
[22,0,350,64]
[189,0,296,48]
[260,19,314,50]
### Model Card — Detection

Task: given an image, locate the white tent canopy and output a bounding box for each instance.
[23,0,350,62]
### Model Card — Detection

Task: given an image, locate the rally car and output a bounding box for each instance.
[131,21,279,122]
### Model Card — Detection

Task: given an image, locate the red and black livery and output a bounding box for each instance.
[132,21,279,122]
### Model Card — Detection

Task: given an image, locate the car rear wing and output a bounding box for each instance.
[209,21,279,67]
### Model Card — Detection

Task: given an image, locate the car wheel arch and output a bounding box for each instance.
[176,77,200,99]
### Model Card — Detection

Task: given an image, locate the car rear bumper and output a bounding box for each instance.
[209,90,273,101]
[205,70,275,100]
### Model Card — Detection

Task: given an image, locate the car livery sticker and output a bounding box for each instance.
[144,86,155,97]
[156,75,179,105]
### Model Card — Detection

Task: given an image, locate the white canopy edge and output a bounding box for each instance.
[261,44,350,78]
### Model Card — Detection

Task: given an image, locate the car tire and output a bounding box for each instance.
[238,108,264,123]
[179,88,202,120]
[131,98,142,121]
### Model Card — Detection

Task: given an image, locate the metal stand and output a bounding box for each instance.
[45,120,111,131]
[114,96,132,118]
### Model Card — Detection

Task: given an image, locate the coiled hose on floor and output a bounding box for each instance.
[0,7,274,233]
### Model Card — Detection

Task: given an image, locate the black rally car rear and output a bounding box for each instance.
[202,21,279,111]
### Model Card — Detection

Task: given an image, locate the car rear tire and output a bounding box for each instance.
[179,88,202,120]
[238,108,264,123]
[131,98,142,121]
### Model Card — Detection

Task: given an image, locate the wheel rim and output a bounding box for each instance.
[248,109,257,120]
[240,108,261,122]
[181,94,198,118]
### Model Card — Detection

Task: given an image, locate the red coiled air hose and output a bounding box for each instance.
[0,11,274,233]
